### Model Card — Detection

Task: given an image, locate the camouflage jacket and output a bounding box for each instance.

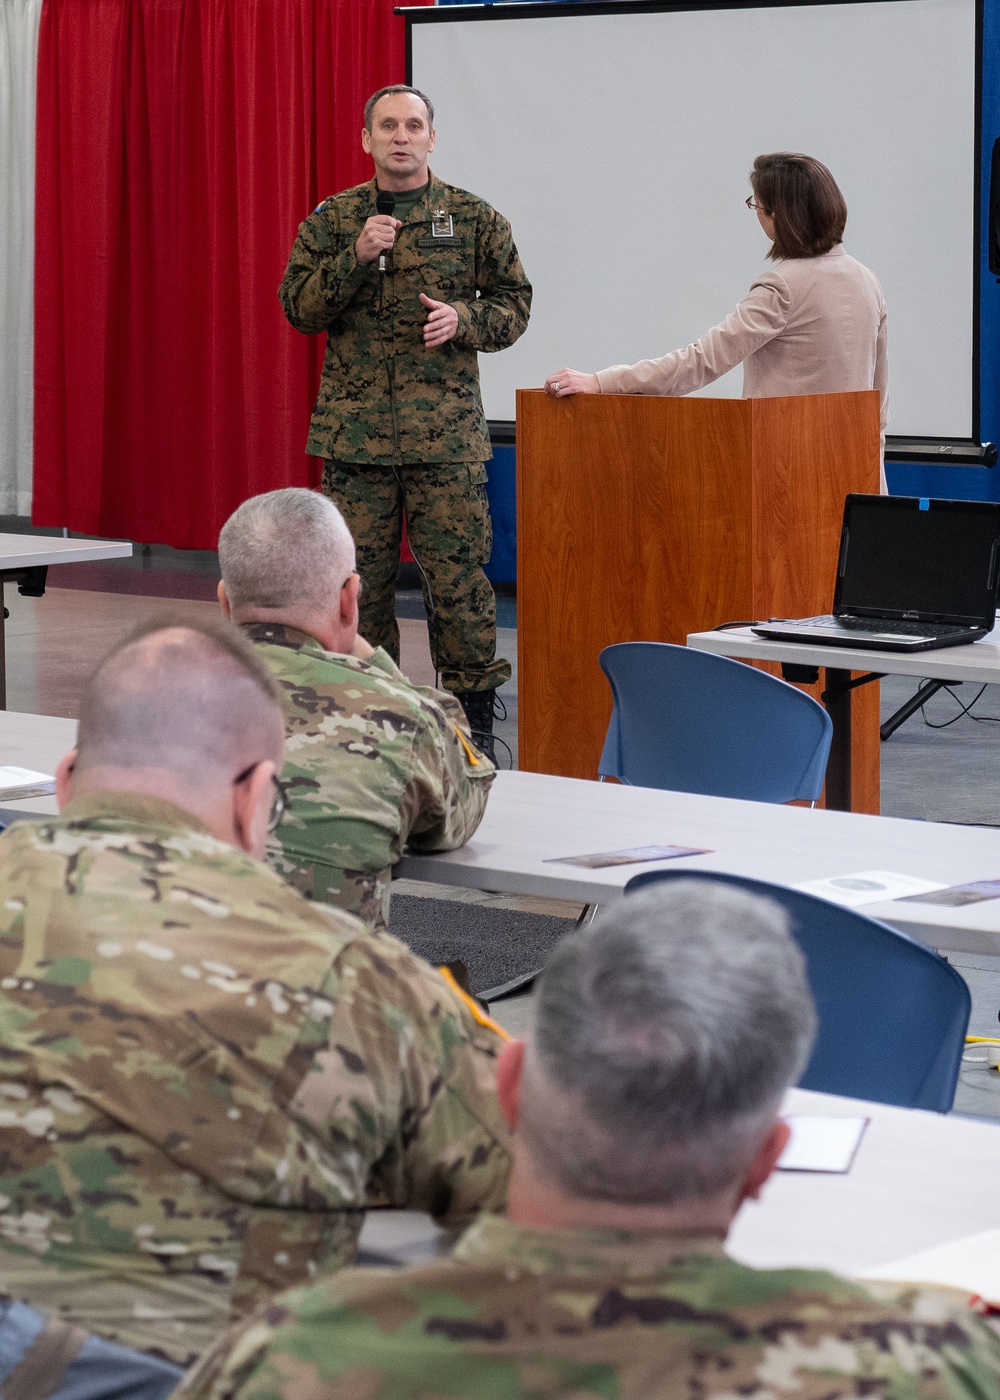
[278,172,531,464]
[0,794,509,1365]
[244,624,495,930]
[178,1214,1000,1399]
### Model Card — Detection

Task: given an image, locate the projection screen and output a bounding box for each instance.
[409,0,980,441]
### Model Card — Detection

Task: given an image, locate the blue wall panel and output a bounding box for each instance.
[485,443,516,584]
[886,461,997,501]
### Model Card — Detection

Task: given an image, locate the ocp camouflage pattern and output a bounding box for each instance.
[0,794,509,1365]
[243,623,495,927]
[175,1214,1000,1398]
[278,173,531,464]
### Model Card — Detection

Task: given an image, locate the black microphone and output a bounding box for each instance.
[375,191,396,273]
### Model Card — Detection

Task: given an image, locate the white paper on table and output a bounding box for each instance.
[860,1228,1000,1304]
[793,871,947,908]
[0,767,54,789]
[0,766,56,800]
[777,1115,869,1173]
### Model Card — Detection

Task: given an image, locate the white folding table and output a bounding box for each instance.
[0,534,132,707]
[398,768,1000,960]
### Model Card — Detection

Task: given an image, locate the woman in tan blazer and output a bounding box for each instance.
[545,153,888,488]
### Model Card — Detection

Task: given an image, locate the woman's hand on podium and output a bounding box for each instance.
[544,369,601,397]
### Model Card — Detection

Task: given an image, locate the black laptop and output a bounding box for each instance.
[752,494,1000,653]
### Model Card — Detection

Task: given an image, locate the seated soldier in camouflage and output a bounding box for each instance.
[217,488,495,931]
[0,618,509,1371]
[180,878,1000,1400]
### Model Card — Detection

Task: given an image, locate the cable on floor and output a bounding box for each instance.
[921,683,990,729]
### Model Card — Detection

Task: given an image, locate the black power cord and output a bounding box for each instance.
[920,682,995,729]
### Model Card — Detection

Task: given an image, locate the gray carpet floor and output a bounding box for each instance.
[880,674,1000,826]
[388,894,571,996]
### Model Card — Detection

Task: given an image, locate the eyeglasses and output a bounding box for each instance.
[745,196,765,212]
[234,763,287,832]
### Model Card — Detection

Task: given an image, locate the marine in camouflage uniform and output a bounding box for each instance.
[279,167,531,697]
[242,621,495,929]
[175,1214,1000,1399]
[0,794,509,1368]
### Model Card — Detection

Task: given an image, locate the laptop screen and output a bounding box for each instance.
[835,495,1000,626]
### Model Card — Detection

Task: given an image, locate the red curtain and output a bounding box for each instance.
[33,0,431,548]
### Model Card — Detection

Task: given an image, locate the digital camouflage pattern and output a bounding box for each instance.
[278,173,531,466]
[176,1214,1000,1399]
[0,794,509,1366]
[321,461,511,693]
[242,624,496,926]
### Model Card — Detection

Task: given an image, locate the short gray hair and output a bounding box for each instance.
[521,880,817,1206]
[218,489,355,613]
[76,615,284,787]
[364,85,434,132]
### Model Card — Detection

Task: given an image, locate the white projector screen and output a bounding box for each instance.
[410,0,979,441]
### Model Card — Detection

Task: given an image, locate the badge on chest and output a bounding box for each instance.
[430,210,455,239]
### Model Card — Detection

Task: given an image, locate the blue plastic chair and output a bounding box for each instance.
[623,869,971,1112]
[599,642,833,803]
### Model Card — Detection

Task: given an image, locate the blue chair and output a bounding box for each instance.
[599,642,832,803]
[623,869,971,1112]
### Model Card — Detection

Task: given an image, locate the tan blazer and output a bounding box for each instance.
[596,245,888,488]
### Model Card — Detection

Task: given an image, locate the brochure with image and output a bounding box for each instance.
[545,845,711,870]
[895,880,1000,907]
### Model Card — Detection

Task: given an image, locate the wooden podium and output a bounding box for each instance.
[516,388,882,812]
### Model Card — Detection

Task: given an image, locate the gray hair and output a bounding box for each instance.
[76,615,284,788]
[218,489,355,613]
[364,85,434,132]
[521,879,817,1206]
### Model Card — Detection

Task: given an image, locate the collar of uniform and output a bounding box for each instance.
[240,620,315,653]
[59,790,213,836]
[240,621,395,675]
[452,1213,727,1279]
[365,170,449,223]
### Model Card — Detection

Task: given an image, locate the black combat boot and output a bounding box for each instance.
[455,688,498,765]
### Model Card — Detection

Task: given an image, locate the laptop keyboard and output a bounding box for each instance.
[802,617,966,637]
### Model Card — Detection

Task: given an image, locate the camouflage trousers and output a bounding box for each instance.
[321,460,511,694]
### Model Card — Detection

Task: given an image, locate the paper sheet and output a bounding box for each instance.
[861,1228,1000,1303]
[0,766,56,802]
[777,1115,869,1173]
[793,871,947,908]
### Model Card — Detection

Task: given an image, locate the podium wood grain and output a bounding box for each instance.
[517,388,881,812]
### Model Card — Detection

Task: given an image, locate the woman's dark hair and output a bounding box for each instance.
[750,153,847,260]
